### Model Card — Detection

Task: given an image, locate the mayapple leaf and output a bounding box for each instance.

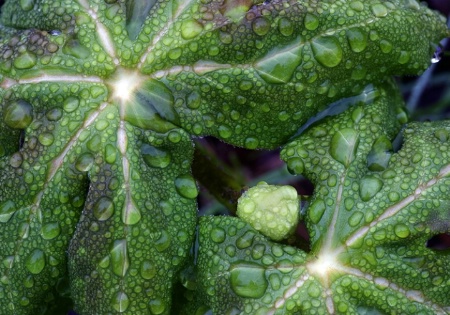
[195,83,450,314]
[0,0,448,314]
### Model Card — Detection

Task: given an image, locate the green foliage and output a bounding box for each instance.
[0,0,448,314]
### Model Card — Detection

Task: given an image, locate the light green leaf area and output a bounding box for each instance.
[0,0,447,314]
[195,83,450,314]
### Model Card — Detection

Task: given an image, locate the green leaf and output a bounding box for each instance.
[195,83,450,314]
[0,0,448,314]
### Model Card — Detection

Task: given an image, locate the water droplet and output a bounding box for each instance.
[186,91,201,109]
[244,137,258,149]
[278,18,294,36]
[141,144,171,168]
[175,175,198,199]
[308,199,326,224]
[359,176,383,201]
[348,211,364,227]
[304,13,319,31]
[311,36,343,68]
[19,0,34,11]
[75,152,94,172]
[236,231,255,249]
[252,17,271,36]
[41,222,61,240]
[346,28,368,53]
[210,227,226,243]
[330,128,359,167]
[287,157,305,175]
[0,200,16,223]
[398,51,411,64]
[4,100,33,129]
[255,43,302,83]
[46,108,63,121]
[87,134,101,152]
[149,298,166,314]
[379,40,393,54]
[140,260,157,280]
[110,240,129,277]
[122,200,141,225]
[230,261,268,298]
[14,52,37,69]
[367,136,393,171]
[350,1,364,11]
[394,224,410,238]
[49,30,62,36]
[63,39,90,59]
[111,291,130,312]
[181,19,203,40]
[371,3,388,17]
[155,230,171,252]
[2,256,14,269]
[38,133,54,146]
[25,249,46,274]
[434,129,449,142]
[63,97,79,113]
[93,197,115,221]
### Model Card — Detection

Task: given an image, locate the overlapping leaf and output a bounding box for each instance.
[0,0,448,314]
[195,82,450,314]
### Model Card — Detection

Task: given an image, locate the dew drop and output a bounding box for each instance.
[252,17,271,36]
[46,108,63,121]
[175,175,198,199]
[38,133,54,146]
[311,36,343,68]
[379,40,393,54]
[304,13,320,31]
[230,261,268,298]
[367,136,393,171]
[359,176,383,201]
[93,196,115,221]
[111,291,130,313]
[105,144,117,164]
[41,222,61,240]
[371,3,388,17]
[122,200,141,225]
[19,0,34,11]
[308,199,326,224]
[75,152,94,172]
[63,97,79,113]
[110,240,130,277]
[278,18,294,36]
[0,200,16,223]
[210,227,226,243]
[394,224,410,238]
[186,91,201,109]
[287,157,305,175]
[4,100,33,129]
[25,249,46,274]
[140,260,157,280]
[181,19,203,40]
[10,152,23,168]
[149,298,166,315]
[236,231,255,249]
[329,128,359,167]
[141,144,171,168]
[346,28,368,53]
[155,230,171,252]
[348,211,364,227]
[14,52,37,69]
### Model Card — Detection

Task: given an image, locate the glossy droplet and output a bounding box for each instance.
[255,43,302,83]
[304,13,320,30]
[105,144,117,164]
[3,256,14,269]
[46,108,63,121]
[434,129,449,142]
[181,19,203,40]
[348,211,364,227]
[350,1,364,11]
[367,136,393,171]
[236,231,255,249]
[311,36,343,68]
[0,200,16,223]
[122,200,141,225]
[111,291,130,313]
[210,227,226,243]
[25,249,46,274]
[140,261,157,280]
[93,197,115,221]
[63,97,79,113]
[359,176,383,202]
[155,230,171,252]
[287,157,305,175]
[398,51,411,64]
[14,52,36,69]
[252,17,271,36]
[141,144,171,168]
[149,298,166,315]
[308,199,326,224]
[186,91,201,109]
[75,152,94,172]
[230,261,268,298]
[346,28,368,53]
[110,240,130,277]
[394,224,410,238]
[41,222,61,240]
[38,133,54,146]
[19,0,34,11]
[63,39,90,59]
[330,128,359,167]
[175,175,198,199]
[4,100,33,129]
[371,3,388,17]
[278,18,294,36]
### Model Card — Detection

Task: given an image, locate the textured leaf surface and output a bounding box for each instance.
[0,0,448,314]
[195,83,450,314]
